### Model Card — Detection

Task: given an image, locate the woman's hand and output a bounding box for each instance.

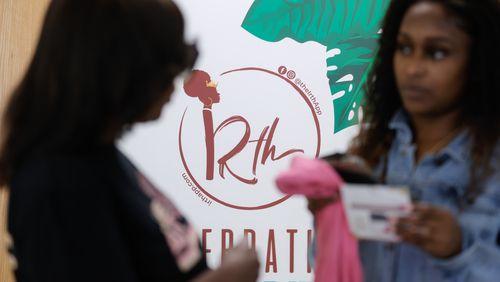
[220,241,260,282]
[395,204,462,258]
[193,240,259,282]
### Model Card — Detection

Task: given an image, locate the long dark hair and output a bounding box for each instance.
[0,0,196,185]
[352,0,500,200]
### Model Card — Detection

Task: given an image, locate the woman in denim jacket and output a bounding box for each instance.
[311,0,500,281]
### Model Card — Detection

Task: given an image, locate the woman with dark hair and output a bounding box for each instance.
[0,0,259,281]
[309,0,500,281]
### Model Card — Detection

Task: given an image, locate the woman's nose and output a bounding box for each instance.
[405,55,426,77]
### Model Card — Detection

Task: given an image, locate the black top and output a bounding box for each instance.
[7,145,207,282]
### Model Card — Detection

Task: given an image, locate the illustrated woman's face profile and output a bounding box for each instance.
[393,1,471,119]
[203,86,220,106]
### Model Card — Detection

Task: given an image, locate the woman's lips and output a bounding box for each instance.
[213,94,220,103]
[400,86,431,100]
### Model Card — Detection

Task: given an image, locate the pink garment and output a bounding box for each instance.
[276,156,363,282]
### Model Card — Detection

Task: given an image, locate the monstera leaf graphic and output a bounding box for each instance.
[242,0,390,132]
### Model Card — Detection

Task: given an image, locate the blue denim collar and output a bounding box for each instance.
[388,109,470,165]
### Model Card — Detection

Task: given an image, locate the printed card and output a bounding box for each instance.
[341,184,411,242]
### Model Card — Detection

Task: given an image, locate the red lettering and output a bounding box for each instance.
[221,229,234,263]
[244,229,256,250]
[251,126,268,175]
[261,118,304,165]
[307,229,313,273]
[287,229,298,273]
[202,229,212,255]
[265,230,277,273]
[203,228,314,274]
[203,110,215,180]
[203,115,304,185]
[214,116,257,184]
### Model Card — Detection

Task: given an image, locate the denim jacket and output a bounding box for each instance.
[359,110,500,282]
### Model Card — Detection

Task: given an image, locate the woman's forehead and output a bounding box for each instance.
[398,2,469,42]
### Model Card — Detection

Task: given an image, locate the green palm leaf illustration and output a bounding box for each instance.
[242,0,390,132]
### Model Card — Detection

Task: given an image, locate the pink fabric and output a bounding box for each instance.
[276,156,363,282]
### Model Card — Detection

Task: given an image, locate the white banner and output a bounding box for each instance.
[120,1,386,281]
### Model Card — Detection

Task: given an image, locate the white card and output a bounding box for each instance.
[341,184,411,242]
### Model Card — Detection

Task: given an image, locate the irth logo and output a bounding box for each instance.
[179,67,321,210]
